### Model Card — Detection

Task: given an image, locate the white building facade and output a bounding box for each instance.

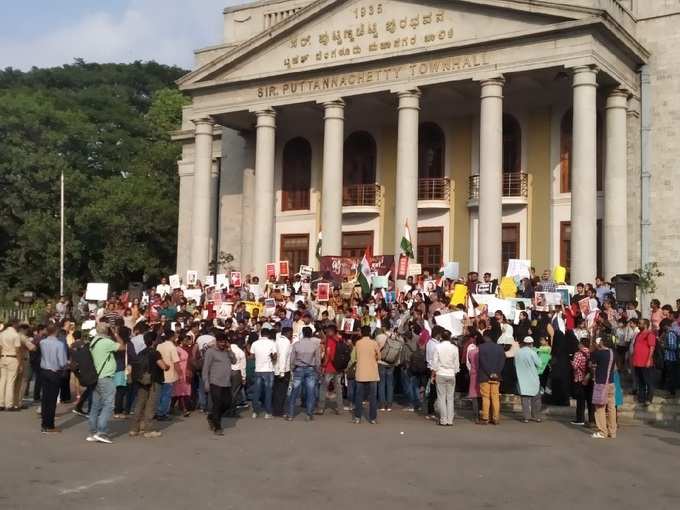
[173,0,680,302]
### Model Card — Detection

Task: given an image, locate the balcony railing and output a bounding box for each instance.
[468,172,528,201]
[418,177,451,201]
[343,183,382,208]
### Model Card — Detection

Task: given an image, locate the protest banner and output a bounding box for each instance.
[85,283,108,301]
[396,255,409,279]
[369,255,395,276]
[278,260,290,278]
[317,282,330,301]
[407,263,422,277]
[186,270,198,286]
[264,298,276,317]
[249,284,261,299]
[488,297,515,319]
[475,282,492,294]
[301,282,311,295]
[450,283,468,306]
[265,263,276,279]
[169,274,181,289]
[230,272,242,288]
[553,265,567,284]
[299,265,313,278]
[217,302,233,319]
[184,288,202,304]
[273,283,288,295]
[319,256,357,281]
[243,301,262,316]
[341,281,355,299]
[435,310,465,336]
[216,274,228,290]
[341,318,355,334]
[534,293,550,311]
[499,277,518,299]
[204,287,215,303]
[506,259,531,280]
[372,275,388,289]
[442,262,459,280]
[204,275,215,287]
[555,286,571,306]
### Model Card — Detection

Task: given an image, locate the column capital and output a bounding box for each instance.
[480,76,504,100]
[320,99,345,120]
[571,66,599,87]
[605,88,630,109]
[396,88,421,111]
[254,108,276,128]
[193,117,215,134]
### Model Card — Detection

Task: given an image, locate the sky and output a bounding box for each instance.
[0,0,244,71]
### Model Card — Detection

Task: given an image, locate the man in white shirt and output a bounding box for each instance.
[227,333,247,414]
[156,277,172,299]
[425,326,442,420]
[432,330,460,426]
[249,328,278,419]
[272,327,293,417]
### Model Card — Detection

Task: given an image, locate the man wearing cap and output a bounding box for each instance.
[515,337,542,423]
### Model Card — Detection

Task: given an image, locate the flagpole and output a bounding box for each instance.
[60,168,64,296]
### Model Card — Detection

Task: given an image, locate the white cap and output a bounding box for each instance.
[523,336,534,344]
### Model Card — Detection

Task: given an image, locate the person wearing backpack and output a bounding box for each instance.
[376,324,403,412]
[129,331,166,438]
[87,319,126,444]
[316,324,347,415]
[70,331,98,418]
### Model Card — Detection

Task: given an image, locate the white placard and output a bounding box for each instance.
[216,274,229,290]
[299,265,313,277]
[505,259,531,280]
[434,310,466,336]
[169,274,181,289]
[184,288,202,303]
[204,275,215,287]
[85,283,109,301]
[186,270,198,286]
[442,262,459,280]
[407,263,422,277]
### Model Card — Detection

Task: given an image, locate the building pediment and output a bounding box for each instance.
[178,0,602,90]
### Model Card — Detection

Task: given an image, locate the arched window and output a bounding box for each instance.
[343,131,376,185]
[503,114,521,173]
[418,122,445,179]
[560,109,603,193]
[281,137,311,211]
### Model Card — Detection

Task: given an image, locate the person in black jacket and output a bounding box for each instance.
[477,336,506,425]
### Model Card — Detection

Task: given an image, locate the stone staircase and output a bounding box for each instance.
[453,392,680,426]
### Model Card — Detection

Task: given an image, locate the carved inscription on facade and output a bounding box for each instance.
[258,52,489,98]
[284,3,455,69]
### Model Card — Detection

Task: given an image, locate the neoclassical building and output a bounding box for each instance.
[173,0,680,301]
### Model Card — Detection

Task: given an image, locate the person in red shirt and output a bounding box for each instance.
[316,324,344,415]
[631,319,657,405]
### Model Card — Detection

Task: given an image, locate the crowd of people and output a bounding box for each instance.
[1,266,678,444]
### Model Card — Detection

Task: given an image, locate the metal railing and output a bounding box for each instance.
[468,172,528,201]
[418,177,451,201]
[0,306,39,323]
[343,183,382,207]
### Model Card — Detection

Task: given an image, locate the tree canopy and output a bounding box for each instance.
[0,60,188,298]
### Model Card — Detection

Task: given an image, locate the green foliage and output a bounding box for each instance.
[634,262,664,295]
[0,60,189,298]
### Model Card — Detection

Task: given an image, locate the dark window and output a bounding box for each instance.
[560,109,603,193]
[417,227,443,277]
[280,234,309,271]
[343,131,376,186]
[418,122,445,179]
[341,231,374,259]
[560,221,571,281]
[501,224,520,274]
[281,137,311,211]
[503,114,521,173]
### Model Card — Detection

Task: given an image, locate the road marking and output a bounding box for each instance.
[58,476,125,495]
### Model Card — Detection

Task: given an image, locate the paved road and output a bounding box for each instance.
[1,404,678,510]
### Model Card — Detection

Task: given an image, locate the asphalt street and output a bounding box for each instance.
[1,404,678,510]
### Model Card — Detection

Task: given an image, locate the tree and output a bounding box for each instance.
[0,61,188,298]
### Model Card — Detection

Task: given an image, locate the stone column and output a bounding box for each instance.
[252,109,276,279]
[478,78,504,278]
[320,100,345,256]
[190,118,215,278]
[394,89,421,258]
[604,89,628,280]
[570,66,598,284]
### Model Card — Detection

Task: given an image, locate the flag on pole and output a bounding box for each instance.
[400,220,414,259]
[357,246,372,296]
[315,232,323,260]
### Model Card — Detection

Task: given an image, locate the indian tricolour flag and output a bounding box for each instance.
[400,220,414,259]
[357,246,372,296]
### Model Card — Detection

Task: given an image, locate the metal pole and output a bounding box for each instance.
[640,64,651,317]
[60,168,64,296]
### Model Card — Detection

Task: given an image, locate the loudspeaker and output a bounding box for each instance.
[612,274,639,303]
[128,282,144,301]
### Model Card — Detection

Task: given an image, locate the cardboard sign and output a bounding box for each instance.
[85,283,109,301]
[216,274,228,290]
[184,288,202,304]
[579,297,591,316]
[204,275,215,287]
[450,283,468,306]
[264,298,276,317]
[555,286,571,306]
[506,259,531,280]
[265,263,277,279]
[301,282,311,295]
[249,284,261,299]
[317,282,330,301]
[278,260,290,278]
[341,281,355,299]
[424,279,436,293]
[397,255,409,279]
[435,310,466,336]
[442,262,459,281]
[186,270,198,286]
[372,275,388,289]
[217,302,233,319]
[230,272,242,288]
[499,277,518,299]
[407,263,422,277]
[535,291,563,306]
[299,265,313,278]
[475,282,492,295]
[342,318,355,333]
[243,301,262,316]
[169,274,181,289]
[553,265,567,284]
[274,283,288,295]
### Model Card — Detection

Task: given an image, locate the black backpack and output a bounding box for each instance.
[131,348,152,385]
[409,349,429,376]
[71,339,101,387]
[333,340,352,371]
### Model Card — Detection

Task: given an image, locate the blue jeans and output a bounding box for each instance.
[347,379,356,407]
[378,364,395,407]
[197,375,209,411]
[252,371,274,415]
[354,381,378,421]
[403,371,422,409]
[288,367,318,417]
[88,377,115,435]
[156,382,173,417]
